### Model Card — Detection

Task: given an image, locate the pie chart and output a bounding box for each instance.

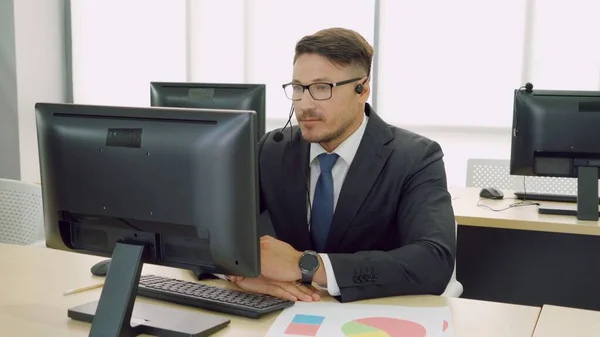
[341,317,426,337]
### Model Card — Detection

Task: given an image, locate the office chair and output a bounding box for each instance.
[465,158,577,194]
[0,178,44,245]
[441,220,463,297]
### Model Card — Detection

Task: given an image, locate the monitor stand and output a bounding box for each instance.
[538,166,600,221]
[68,242,230,337]
[190,266,220,281]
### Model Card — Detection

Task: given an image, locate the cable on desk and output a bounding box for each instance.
[477,176,539,212]
[476,197,539,212]
[515,176,541,203]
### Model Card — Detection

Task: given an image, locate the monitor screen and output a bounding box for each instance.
[150,82,266,143]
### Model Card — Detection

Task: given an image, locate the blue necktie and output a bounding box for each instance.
[311,153,339,252]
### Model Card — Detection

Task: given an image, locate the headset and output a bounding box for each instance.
[269,78,368,241]
[355,82,364,94]
[513,82,534,138]
[273,79,368,143]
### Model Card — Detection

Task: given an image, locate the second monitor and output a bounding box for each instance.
[510,86,600,220]
[150,82,266,143]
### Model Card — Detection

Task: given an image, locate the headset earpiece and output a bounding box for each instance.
[355,84,364,94]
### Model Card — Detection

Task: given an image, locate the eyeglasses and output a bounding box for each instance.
[282,77,363,101]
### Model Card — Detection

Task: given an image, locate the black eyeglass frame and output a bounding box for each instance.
[282,77,364,101]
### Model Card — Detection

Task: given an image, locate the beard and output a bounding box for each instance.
[303,125,345,143]
[298,110,356,144]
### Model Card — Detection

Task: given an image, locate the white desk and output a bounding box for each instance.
[0,243,542,337]
[450,186,600,312]
[451,187,600,235]
[532,305,600,337]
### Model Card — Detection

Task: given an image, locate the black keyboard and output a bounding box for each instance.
[137,274,294,319]
[514,192,600,204]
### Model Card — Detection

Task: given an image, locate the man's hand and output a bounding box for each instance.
[229,276,321,302]
[259,235,303,282]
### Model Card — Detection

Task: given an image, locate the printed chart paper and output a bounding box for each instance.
[266,301,453,337]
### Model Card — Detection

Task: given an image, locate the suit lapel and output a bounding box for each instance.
[325,109,394,251]
[281,128,314,251]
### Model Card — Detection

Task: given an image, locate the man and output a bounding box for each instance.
[229,27,456,303]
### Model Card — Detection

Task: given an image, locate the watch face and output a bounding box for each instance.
[300,254,319,271]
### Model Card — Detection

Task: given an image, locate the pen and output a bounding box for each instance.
[63,282,104,295]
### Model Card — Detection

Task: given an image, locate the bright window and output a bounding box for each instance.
[71,0,187,106]
[377,0,526,127]
[527,1,600,90]
[245,0,376,121]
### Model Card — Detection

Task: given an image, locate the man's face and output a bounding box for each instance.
[291,53,369,146]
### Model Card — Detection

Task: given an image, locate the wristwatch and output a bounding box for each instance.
[299,250,320,285]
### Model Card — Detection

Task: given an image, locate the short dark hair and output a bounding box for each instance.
[294,27,374,78]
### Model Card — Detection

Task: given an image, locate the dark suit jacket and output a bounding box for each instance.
[257,103,456,302]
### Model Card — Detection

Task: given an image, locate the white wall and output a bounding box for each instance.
[188,0,245,83]
[265,119,510,187]
[11,0,67,182]
[409,127,511,188]
[0,0,20,180]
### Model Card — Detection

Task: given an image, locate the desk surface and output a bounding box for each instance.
[451,186,600,236]
[532,305,600,337]
[0,243,541,337]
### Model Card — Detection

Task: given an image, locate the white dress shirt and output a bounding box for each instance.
[308,114,369,296]
[215,114,369,294]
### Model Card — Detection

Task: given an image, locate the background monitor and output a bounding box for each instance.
[150,82,266,143]
[510,86,600,220]
[36,102,260,335]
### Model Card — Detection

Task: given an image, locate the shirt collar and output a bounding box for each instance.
[309,114,369,166]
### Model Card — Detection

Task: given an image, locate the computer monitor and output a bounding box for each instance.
[510,86,600,220]
[150,82,266,143]
[35,102,260,336]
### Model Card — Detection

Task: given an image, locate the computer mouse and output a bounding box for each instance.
[90,259,111,277]
[479,187,504,199]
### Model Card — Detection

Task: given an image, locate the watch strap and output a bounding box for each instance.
[299,250,319,285]
[301,272,313,285]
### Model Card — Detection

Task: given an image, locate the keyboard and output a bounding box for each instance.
[514,192,600,204]
[137,274,294,319]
